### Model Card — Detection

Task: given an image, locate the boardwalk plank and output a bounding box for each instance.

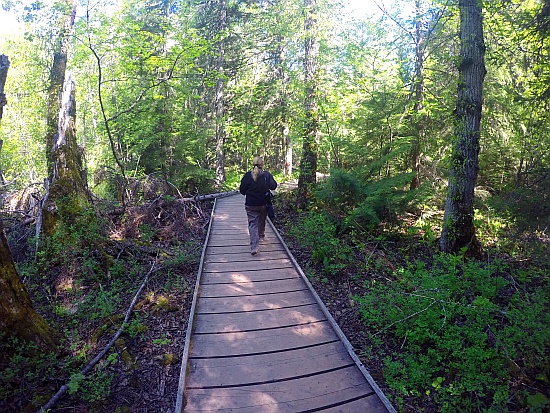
[186,342,354,388]
[189,321,339,358]
[199,277,307,297]
[201,268,299,284]
[205,250,289,263]
[206,243,284,255]
[202,258,293,272]
[184,366,384,413]
[193,304,326,334]
[197,289,316,313]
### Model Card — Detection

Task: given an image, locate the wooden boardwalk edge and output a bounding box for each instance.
[175,197,217,413]
[266,216,397,413]
[175,194,396,412]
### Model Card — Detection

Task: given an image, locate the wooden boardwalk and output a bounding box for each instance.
[176,194,395,413]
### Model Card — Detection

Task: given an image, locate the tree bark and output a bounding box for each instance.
[272,41,292,176]
[409,0,425,190]
[297,0,319,207]
[214,0,227,186]
[0,54,9,185]
[42,0,90,237]
[0,54,8,121]
[440,0,486,256]
[0,217,59,354]
[42,75,90,237]
[45,0,78,177]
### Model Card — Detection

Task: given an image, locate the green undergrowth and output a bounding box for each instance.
[356,253,550,412]
[1,200,204,411]
[279,181,550,412]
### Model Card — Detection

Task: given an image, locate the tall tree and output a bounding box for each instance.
[214,0,228,185]
[409,0,426,190]
[440,0,486,256]
[0,54,8,185]
[41,0,90,237]
[297,0,320,207]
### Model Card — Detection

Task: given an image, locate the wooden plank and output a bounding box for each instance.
[206,243,283,255]
[196,289,316,313]
[207,238,249,247]
[199,277,307,297]
[189,321,339,358]
[201,268,299,284]
[184,366,385,413]
[202,258,293,272]
[205,250,289,263]
[193,304,326,334]
[186,342,354,388]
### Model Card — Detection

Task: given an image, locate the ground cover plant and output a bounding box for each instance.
[275,176,550,413]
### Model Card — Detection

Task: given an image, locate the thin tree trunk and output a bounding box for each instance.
[297,0,319,207]
[410,0,425,190]
[440,0,486,256]
[0,54,9,185]
[214,0,227,186]
[45,0,77,177]
[0,54,8,121]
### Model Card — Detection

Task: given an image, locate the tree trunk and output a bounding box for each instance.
[45,0,77,177]
[42,0,90,237]
[0,54,9,185]
[410,0,425,190]
[0,217,59,353]
[440,0,486,257]
[273,42,292,176]
[42,75,90,236]
[297,0,319,207]
[214,0,227,186]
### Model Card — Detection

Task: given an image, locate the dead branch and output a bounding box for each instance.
[37,261,158,413]
[177,190,239,203]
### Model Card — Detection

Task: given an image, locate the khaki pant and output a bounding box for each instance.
[245,205,267,253]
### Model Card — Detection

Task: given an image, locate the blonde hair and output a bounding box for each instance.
[251,156,264,181]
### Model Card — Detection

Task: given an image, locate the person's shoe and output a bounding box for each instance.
[251,250,258,255]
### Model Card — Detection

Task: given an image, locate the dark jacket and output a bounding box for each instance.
[239,170,278,206]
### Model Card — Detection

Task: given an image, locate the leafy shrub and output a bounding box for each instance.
[315,167,417,233]
[289,212,353,276]
[355,253,550,412]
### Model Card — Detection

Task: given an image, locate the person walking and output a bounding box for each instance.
[239,156,278,255]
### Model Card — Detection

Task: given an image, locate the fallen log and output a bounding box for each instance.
[177,190,239,203]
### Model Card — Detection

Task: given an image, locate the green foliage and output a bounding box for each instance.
[315,165,418,233]
[0,334,57,403]
[67,366,113,403]
[289,212,353,276]
[79,287,118,321]
[126,314,148,338]
[355,254,550,412]
[37,204,108,281]
[152,333,171,346]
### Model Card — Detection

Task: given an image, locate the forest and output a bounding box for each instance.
[0,0,549,412]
